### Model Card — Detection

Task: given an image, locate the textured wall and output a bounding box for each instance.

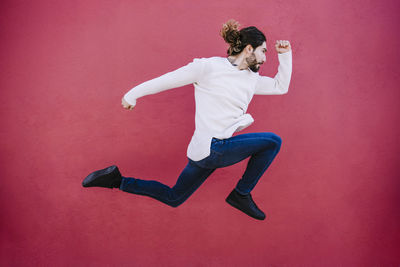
[1,0,399,266]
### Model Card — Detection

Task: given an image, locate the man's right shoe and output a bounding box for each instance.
[225,189,266,220]
[82,165,122,189]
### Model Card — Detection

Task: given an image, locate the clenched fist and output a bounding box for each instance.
[121,96,135,110]
[275,40,291,54]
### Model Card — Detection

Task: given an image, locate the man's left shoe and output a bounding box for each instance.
[225,189,266,220]
[82,165,122,189]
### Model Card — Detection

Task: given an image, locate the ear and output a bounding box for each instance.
[245,44,254,54]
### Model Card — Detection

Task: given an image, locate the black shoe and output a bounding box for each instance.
[82,165,122,189]
[225,189,266,220]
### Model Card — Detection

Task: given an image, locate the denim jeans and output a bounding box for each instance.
[119,132,282,207]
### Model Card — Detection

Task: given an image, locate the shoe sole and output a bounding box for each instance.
[226,196,266,220]
[82,165,117,188]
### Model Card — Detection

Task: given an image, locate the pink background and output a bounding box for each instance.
[1,0,399,266]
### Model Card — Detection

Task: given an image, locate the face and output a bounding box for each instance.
[245,41,267,72]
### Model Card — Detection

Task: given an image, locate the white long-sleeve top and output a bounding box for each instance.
[124,50,292,161]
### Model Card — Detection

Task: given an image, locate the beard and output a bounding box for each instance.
[246,52,261,72]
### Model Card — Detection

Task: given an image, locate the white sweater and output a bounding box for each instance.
[124,50,292,161]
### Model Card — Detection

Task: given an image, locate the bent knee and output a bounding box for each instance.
[263,132,282,147]
[166,192,186,208]
[169,200,184,208]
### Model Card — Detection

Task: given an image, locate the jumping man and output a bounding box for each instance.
[82,19,292,220]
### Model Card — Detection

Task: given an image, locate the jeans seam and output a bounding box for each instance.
[212,136,279,155]
[168,168,215,206]
[128,168,215,207]
[223,136,279,145]
[236,143,281,193]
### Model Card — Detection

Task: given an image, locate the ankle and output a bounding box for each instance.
[112,176,123,188]
[235,188,249,196]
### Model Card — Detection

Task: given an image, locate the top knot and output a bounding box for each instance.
[220,19,241,47]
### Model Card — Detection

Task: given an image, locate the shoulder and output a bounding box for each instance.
[188,56,228,73]
[192,56,226,64]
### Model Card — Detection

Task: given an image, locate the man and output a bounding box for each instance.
[82,19,292,220]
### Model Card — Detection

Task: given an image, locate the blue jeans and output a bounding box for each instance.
[119,132,282,207]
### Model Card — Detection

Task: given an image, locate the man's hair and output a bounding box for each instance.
[220,19,266,56]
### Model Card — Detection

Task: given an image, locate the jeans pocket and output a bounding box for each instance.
[210,139,224,156]
[210,147,223,156]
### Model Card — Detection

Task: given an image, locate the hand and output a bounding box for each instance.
[121,96,135,110]
[275,40,291,54]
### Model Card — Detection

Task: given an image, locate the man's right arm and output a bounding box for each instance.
[123,58,206,107]
[254,50,292,95]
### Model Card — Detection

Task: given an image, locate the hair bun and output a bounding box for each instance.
[220,19,241,46]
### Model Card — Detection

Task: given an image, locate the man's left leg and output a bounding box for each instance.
[209,132,282,220]
[234,135,282,195]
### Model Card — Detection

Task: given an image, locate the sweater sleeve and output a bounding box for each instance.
[254,50,292,95]
[123,58,206,106]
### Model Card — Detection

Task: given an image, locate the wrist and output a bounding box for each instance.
[278,50,292,55]
[123,95,137,106]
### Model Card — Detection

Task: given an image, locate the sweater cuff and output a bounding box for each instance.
[123,94,136,106]
[278,50,292,56]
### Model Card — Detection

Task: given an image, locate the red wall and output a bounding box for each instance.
[1,0,399,266]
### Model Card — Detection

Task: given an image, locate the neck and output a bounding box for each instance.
[228,54,248,70]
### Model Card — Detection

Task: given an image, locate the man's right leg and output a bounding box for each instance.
[119,159,216,208]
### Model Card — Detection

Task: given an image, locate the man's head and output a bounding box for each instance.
[220,19,267,72]
[244,41,267,72]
